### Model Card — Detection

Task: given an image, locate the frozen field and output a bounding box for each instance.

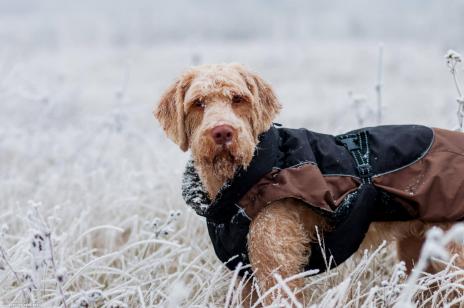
[1,39,463,307]
[1,1,464,307]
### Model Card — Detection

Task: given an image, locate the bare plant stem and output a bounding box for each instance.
[451,70,464,130]
[447,54,464,131]
[396,250,428,306]
[32,206,68,308]
[450,66,463,98]
[395,225,464,306]
[458,101,464,131]
[45,232,68,308]
[0,245,30,302]
[273,274,303,308]
[375,43,384,125]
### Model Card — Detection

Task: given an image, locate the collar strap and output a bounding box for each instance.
[336,130,372,184]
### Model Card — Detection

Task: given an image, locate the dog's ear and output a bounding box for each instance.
[250,72,281,133]
[154,74,193,151]
[234,64,281,135]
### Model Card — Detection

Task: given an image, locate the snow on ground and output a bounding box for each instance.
[1,1,464,307]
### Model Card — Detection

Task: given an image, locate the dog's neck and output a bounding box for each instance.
[194,158,240,200]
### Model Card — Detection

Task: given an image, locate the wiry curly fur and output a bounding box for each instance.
[154,63,463,306]
[155,63,280,199]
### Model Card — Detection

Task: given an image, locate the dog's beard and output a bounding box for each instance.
[191,129,256,190]
[197,144,245,181]
[210,150,241,180]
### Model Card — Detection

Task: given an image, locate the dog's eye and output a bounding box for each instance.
[194,99,205,108]
[232,95,244,104]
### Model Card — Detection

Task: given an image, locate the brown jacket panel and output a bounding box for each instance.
[239,163,360,219]
[373,128,464,222]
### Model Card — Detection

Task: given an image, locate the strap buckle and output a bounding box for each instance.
[339,137,359,151]
[337,131,372,183]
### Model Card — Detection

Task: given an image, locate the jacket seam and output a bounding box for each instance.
[271,161,316,170]
[323,174,361,180]
[371,127,435,178]
[265,196,335,213]
[274,161,362,180]
[234,203,252,221]
[431,149,464,158]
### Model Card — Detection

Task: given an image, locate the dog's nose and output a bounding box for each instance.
[211,125,234,145]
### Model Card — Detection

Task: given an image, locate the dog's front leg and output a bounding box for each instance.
[247,200,314,305]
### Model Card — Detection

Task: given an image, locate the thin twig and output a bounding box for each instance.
[375,43,384,124]
[273,273,303,308]
[45,232,68,308]
[0,245,30,302]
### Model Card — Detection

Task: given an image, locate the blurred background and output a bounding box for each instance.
[1,0,464,132]
[1,0,464,216]
[1,1,464,305]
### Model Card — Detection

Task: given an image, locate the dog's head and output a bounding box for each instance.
[154,63,281,178]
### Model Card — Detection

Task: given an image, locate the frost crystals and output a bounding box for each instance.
[181,159,211,216]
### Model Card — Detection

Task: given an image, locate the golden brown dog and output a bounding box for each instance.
[154,63,463,305]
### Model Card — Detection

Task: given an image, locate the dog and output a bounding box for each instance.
[154,63,464,305]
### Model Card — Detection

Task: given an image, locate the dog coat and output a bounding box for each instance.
[182,125,464,275]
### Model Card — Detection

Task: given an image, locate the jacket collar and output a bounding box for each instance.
[182,126,282,223]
